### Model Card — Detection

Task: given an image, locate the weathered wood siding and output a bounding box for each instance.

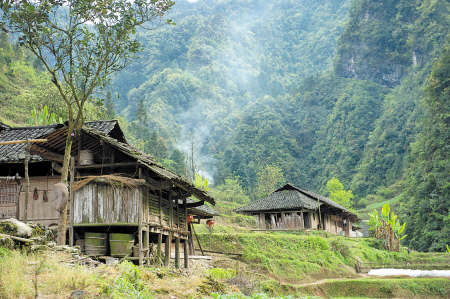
[323,214,344,235]
[11,176,61,226]
[73,183,141,224]
[148,194,186,230]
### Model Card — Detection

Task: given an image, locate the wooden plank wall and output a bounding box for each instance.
[324,214,344,235]
[270,212,304,230]
[148,194,186,230]
[15,176,61,226]
[73,183,140,224]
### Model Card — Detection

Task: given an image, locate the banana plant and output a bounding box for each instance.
[29,106,63,126]
[368,209,382,232]
[381,203,390,222]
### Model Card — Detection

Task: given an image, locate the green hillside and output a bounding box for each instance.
[1,0,450,251]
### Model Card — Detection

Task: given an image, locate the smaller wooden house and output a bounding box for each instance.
[234,184,359,237]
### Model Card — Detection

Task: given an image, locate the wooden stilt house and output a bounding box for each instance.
[0,121,217,267]
[234,184,359,236]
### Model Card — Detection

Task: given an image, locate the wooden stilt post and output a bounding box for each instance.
[183,198,189,268]
[175,237,180,269]
[184,239,189,268]
[157,233,162,266]
[164,234,171,267]
[138,168,143,267]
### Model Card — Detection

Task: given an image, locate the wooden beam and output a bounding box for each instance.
[51,162,63,174]
[172,193,192,200]
[30,143,65,161]
[146,177,171,190]
[77,134,83,165]
[0,139,47,145]
[75,162,137,170]
[185,200,204,208]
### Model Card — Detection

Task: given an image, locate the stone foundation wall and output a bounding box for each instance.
[170,256,213,270]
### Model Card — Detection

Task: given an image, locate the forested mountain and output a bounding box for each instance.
[111,0,352,188]
[2,0,450,251]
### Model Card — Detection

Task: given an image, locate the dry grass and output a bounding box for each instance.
[0,248,238,299]
[0,249,113,299]
[72,174,150,191]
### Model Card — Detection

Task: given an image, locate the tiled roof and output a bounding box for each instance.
[234,189,319,212]
[84,121,118,136]
[234,183,357,217]
[0,121,122,163]
[177,198,220,217]
[80,126,216,205]
[0,124,61,162]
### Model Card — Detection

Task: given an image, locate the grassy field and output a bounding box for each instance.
[193,224,443,284]
[0,220,449,298]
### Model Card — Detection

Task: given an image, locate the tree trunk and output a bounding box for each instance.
[57,136,73,245]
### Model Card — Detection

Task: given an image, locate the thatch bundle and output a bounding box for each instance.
[72,174,150,192]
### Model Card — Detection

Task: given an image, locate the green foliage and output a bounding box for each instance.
[205,268,236,280]
[108,261,152,299]
[325,177,354,210]
[402,40,450,252]
[207,293,319,299]
[299,278,450,299]
[196,232,420,283]
[212,176,250,215]
[29,105,62,126]
[257,164,285,198]
[193,173,210,192]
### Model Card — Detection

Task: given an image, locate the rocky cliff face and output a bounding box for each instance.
[333,0,445,88]
[337,43,407,88]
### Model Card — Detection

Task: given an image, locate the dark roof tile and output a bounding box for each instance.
[234,183,357,217]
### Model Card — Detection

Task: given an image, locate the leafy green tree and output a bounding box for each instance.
[211,176,250,214]
[326,177,354,211]
[0,0,174,244]
[169,149,186,176]
[135,99,149,140]
[403,41,450,252]
[257,164,285,198]
[105,90,116,119]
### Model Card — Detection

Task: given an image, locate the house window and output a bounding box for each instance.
[0,184,18,219]
[0,184,18,205]
[313,213,315,221]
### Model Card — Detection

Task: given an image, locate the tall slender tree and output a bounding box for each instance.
[0,0,174,244]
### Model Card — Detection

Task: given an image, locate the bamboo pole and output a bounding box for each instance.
[23,137,30,223]
[0,139,47,145]
[191,223,204,256]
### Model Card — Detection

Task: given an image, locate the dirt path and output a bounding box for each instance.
[296,274,370,287]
